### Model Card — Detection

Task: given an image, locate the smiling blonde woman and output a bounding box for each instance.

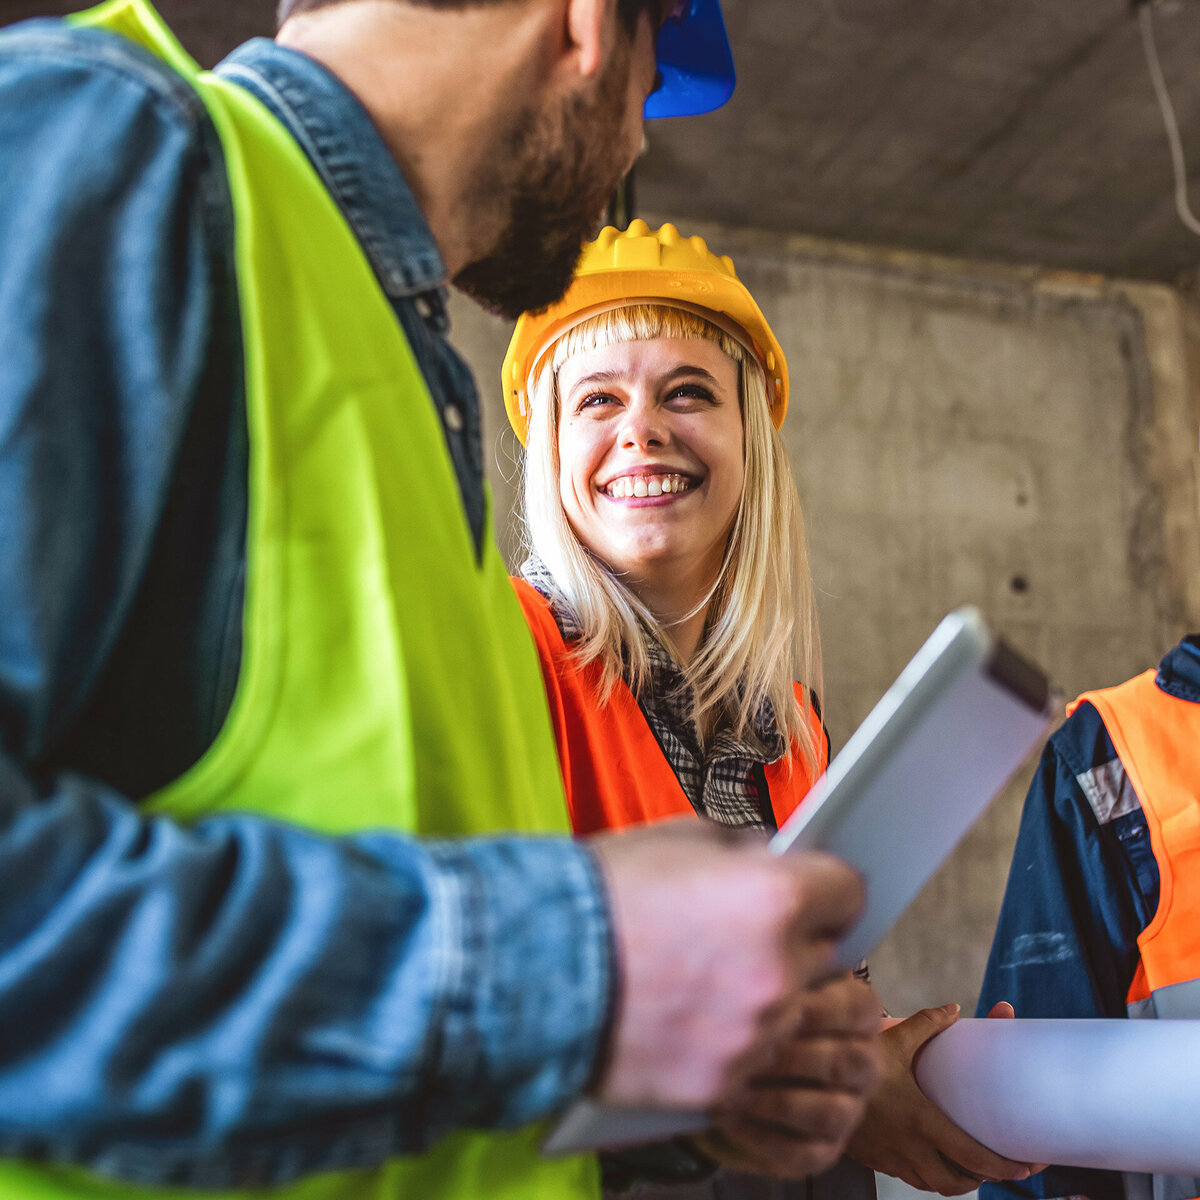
[503,222,857,1196]
[504,221,827,844]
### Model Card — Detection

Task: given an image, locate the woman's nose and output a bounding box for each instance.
[619,402,667,450]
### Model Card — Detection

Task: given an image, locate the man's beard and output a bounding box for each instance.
[453,43,632,320]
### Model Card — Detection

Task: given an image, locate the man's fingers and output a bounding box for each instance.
[797,975,880,1037]
[728,1079,869,1138]
[753,1036,882,1094]
[589,822,876,1110]
[706,1017,880,1183]
[700,1114,851,1180]
[781,850,866,940]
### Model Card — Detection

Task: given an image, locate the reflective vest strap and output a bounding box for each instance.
[1143,977,1200,1020]
[1072,671,1200,1000]
[764,690,826,830]
[512,579,819,835]
[1128,959,1152,1008]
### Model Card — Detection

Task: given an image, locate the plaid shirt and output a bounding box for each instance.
[522,558,788,832]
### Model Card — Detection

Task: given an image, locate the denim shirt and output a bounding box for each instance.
[0,19,610,1189]
[976,637,1200,1200]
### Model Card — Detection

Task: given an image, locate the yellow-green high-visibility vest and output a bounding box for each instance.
[1,2,600,1197]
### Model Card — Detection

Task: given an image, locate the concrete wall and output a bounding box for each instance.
[447,223,1200,1023]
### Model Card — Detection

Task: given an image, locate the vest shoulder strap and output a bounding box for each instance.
[761,684,824,830]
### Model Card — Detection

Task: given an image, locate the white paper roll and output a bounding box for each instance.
[914,1018,1200,1175]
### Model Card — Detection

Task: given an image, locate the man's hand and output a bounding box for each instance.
[587,819,866,1111]
[696,974,884,1178]
[846,1000,1044,1194]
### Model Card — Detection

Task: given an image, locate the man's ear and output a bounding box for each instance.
[563,0,610,80]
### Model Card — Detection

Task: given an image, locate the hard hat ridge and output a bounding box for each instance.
[501,221,789,444]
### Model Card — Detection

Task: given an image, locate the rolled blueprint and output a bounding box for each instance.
[915,1018,1200,1175]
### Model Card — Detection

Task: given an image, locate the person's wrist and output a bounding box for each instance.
[576,839,621,1095]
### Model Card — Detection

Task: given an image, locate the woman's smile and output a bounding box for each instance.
[600,470,698,501]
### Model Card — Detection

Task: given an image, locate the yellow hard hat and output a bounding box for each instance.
[501,220,789,444]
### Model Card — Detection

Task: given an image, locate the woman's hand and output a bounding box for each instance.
[845,1000,1045,1194]
[694,974,883,1179]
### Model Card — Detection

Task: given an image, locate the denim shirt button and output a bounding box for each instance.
[443,403,465,433]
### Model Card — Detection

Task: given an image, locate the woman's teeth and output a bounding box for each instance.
[605,474,693,499]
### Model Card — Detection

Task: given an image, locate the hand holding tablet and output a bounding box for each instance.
[544,609,1058,1156]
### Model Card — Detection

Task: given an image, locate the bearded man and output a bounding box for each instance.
[0,2,882,1197]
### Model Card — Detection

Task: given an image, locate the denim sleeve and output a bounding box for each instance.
[0,27,612,1187]
[975,711,1151,1200]
[0,771,612,1188]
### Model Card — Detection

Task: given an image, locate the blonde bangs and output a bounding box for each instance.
[548,303,751,377]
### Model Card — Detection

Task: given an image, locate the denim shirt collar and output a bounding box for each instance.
[216,38,446,300]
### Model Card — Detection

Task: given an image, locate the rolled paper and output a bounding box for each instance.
[914,1018,1200,1175]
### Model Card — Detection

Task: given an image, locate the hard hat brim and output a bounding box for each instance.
[502,223,789,445]
[504,283,788,444]
[645,0,735,119]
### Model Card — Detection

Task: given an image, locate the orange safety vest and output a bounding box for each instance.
[513,578,826,835]
[1070,670,1200,1019]
[1069,669,1200,1200]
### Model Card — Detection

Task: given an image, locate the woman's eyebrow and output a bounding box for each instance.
[566,369,624,392]
[661,365,721,386]
[566,364,721,393]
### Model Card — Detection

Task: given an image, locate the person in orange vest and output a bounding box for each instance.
[976,636,1200,1200]
[502,220,1042,1197]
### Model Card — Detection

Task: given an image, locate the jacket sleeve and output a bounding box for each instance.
[975,706,1159,1200]
[0,26,612,1189]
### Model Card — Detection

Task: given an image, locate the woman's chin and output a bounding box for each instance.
[594,540,683,578]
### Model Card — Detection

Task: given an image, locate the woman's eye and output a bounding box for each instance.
[667,385,715,405]
[577,392,619,412]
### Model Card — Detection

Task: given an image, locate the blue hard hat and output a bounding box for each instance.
[644,0,735,119]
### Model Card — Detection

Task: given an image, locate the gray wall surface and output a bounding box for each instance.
[447,223,1200,1022]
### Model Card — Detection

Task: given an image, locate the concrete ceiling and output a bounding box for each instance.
[642,0,1200,283]
[7,0,1200,281]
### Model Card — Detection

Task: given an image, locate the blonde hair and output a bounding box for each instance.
[521,304,823,776]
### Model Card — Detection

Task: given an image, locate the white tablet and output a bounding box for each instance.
[542,608,1058,1157]
[771,606,1057,966]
